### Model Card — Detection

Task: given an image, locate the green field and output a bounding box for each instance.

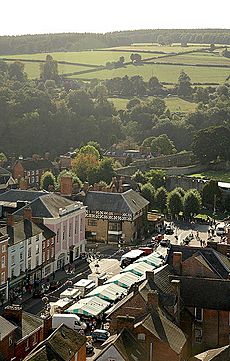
[109,96,197,113]
[70,63,230,83]
[2,45,230,83]
[189,171,230,183]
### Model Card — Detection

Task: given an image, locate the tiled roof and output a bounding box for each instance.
[16,159,54,171]
[26,324,86,361]
[94,328,148,361]
[0,189,47,203]
[167,245,230,279]
[135,308,187,354]
[0,316,17,340]
[190,344,230,360]
[179,277,230,311]
[13,193,76,218]
[84,189,149,215]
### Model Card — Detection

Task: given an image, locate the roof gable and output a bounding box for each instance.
[17,159,54,171]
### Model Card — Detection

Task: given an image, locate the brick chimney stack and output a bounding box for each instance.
[4,305,22,324]
[7,214,14,227]
[173,252,182,275]
[60,176,73,197]
[23,207,32,220]
[116,315,135,332]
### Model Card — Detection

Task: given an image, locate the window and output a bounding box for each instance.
[28,260,31,270]
[20,252,23,262]
[11,255,15,266]
[11,268,15,279]
[20,241,23,248]
[47,239,50,247]
[27,171,30,176]
[51,247,54,258]
[28,238,31,245]
[42,251,45,263]
[195,308,203,322]
[195,328,202,343]
[1,244,6,253]
[51,238,54,245]
[20,264,23,273]
[31,171,35,176]
[31,176,34,183]
[36,244,39,254]
[36,235,39,242]
[137,333,146,341]
[42,242,45,250]
[88,219,97,226]
[36,170,39,175]
[28,248,31,258]
[1,271,5,285]
[80,219,83,232]
[36,256,39,267]
[36,176,39,183]
[25,338,29,351]
[1,255,5,268]
[75,220,78,234]
[9,336,13,346]
[69,224,71,238]
[56,229,59,243]
[32,334,37,346]
[47,249,50,261]
[108,222,122,231]
[62,226,65,240]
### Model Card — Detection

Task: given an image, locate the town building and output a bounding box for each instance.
[94,327,148,361]
[0,166,16,194]
[0,234,9,303]
[12,156,56,188]
[14,193,86,270]
[24,324,86,361]
[0,315,17,361]
[84,189,149,243]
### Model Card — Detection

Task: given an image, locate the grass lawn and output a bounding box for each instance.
[154,52,230,66]
[70,62,230,83]
[106,43,212,54]
[189,170,230,183]
[109,96,197,113]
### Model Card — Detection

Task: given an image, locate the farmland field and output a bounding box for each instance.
[153,52,230,66]
[189,171,230,183]
[109,96,197,113]
[106,43,214,54]
[69,63,230,83]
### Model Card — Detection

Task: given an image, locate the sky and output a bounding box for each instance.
[0,0,229,36]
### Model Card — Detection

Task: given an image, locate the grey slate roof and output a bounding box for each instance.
[13,193,76,218]
[135,308,187,355]
[0,315,17,340]
[94,328,148,361]
[0,189,47,203]
[167,245,230,279]
[15,159,54,171]
[84,189,149,215]
[179,277,230,311]
[0,219,43,245]
[190,344,230,361]
[0,167,11,176]
[21,312,43,338]
[25,324,86,361]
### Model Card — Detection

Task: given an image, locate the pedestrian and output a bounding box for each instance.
[199,238,203,247]
[211,228,214,237]
[196,231,199,238]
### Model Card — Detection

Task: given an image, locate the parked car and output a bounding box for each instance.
[49,281,60,291]
[86,342,94,355]
[91,329,110,342]
[216,224,226,237]
[165,225,174,235]
[159,239,170,247]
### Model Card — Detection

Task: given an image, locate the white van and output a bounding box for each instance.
[216,224,226,237]
[52,314,87,331]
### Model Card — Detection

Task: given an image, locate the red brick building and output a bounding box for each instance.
[12,157,55,188]
[0,234,9,303]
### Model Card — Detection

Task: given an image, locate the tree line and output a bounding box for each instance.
[1,29,230,55]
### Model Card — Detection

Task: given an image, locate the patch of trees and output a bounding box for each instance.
[1,29,230,55]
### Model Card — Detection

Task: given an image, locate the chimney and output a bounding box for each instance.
[43,314,52,339]
[173,252,182,275]
[45,152,50,160]
[60,176,73,197]
[7,214,14,227]
[19,177,28,190]
[23,207,32,221]
[147,290,159,309]
[171,279,181,323]
[4,305,22,324]
[116,315,135,332]
[146,271,154,282]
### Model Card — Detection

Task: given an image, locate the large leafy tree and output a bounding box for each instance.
[167,190,183,218]
[40,55,59,81]
[177,70,192,98]
[40,171,56,191]
[155,187,167,213]
[183,190,202,219]
[192,126,230,163]
[72,153,99,183]
[146,169,166,189]
[202,180,222,209]
[141,183,155,209]
[150,134,177,156]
